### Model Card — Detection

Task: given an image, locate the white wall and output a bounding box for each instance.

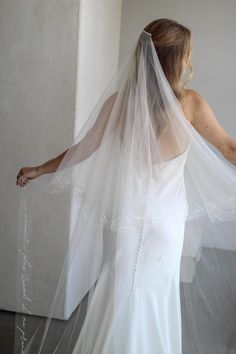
[0,0,80,314]
[75,0,123,135]
[0,0,123,318]
[66,0,123,317]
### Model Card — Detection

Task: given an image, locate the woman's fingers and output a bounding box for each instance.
[16,166,41,187]
[16,168,30,186]
[16,175,28,187]
[16,169,23,186]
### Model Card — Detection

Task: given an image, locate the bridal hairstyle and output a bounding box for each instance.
[143,18,193,100]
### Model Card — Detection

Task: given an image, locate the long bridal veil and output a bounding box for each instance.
[14,30,236,353]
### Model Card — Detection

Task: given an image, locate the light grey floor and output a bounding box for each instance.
[181,247,236,354]
[1,247,236,354]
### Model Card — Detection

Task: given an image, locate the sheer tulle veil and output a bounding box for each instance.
[14,29,236,353]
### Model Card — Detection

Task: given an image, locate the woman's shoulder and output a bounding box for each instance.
[182,89,210,111]
[182,88,204,103]
[181,89,207,123]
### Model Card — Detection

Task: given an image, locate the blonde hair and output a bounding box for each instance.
[144,18,193,100]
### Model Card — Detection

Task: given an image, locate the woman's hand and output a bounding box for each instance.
[16,166,43,187]
[16,148,69,188]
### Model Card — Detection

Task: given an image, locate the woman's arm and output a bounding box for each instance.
[16,93,118,187]
[188,89,236,166]
[37,149,68,175]
[16,149,69,187]
[40,92,118,174]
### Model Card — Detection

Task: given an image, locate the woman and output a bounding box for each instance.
[15,19,236,354]
[16,20,236,187]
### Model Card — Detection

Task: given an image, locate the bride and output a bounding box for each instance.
[16,20,236,189]
[15,19,236,354]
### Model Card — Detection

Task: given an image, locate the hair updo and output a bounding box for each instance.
[143,18,193,100]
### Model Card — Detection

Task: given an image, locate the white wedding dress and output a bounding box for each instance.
[72,143,190,354]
